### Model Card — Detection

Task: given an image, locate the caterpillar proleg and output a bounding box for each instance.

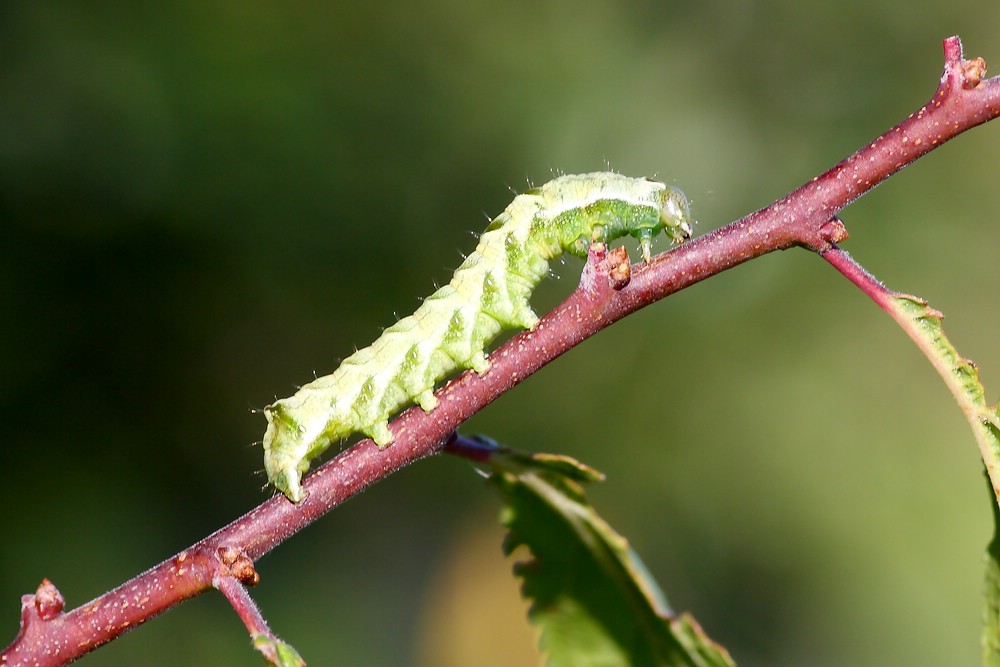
[263,172,692,501]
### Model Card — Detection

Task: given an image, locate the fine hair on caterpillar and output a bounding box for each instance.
[262,172,692,502]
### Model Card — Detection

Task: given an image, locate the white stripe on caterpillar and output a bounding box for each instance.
[263,172,691,501]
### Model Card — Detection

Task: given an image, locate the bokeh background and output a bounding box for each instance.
[3,1,1000,665]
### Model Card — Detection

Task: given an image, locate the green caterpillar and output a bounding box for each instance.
[263,172,692,502]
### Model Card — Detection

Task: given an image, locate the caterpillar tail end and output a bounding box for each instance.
[262,403,311,503]
[270,467,307,504]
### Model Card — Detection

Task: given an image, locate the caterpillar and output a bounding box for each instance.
[263,172,692,502]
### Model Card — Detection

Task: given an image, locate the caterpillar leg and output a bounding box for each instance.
[469,350,490,374]
[364,420,394,448]
[637,228,654,263]
[416,389,439,412]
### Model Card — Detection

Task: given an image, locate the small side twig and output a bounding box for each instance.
[214,561,304,666]
[214,576,269,640]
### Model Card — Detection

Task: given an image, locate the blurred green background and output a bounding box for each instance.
[3,1,1000,665]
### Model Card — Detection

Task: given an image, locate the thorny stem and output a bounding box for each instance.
[4,36,1000,667]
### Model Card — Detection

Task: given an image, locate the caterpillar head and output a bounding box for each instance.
[632,185,692,261]
[659,185,692,244]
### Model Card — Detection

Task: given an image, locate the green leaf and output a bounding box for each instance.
[887,295,1000,486]
[985,477,1000,667]
[252,634,306,667]
[881,295,1000,665]
[488,449,735,667]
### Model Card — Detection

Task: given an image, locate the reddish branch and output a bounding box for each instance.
[4,36,1000,667]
